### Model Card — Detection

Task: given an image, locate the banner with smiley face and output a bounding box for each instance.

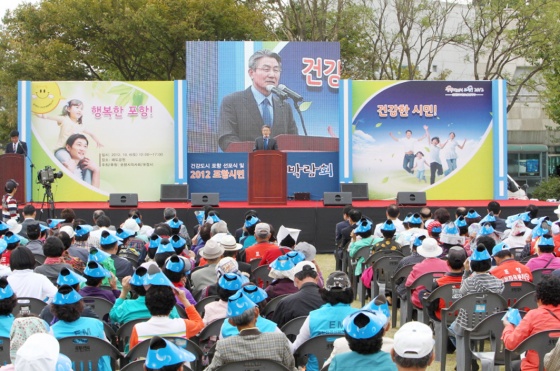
[22,81,176,201]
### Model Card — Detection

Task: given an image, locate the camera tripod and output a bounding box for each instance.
[39,183,56,220]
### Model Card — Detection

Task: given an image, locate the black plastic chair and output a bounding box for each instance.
[126,337,203,371]
[82,296,114,322]
[175,303,188,319]
[280,316,307,342]
[216,359,290,371]
[293,334,344,370]
[58,336,123,371]
[360,254,403,307]
[0,337,9,366]
[504,329,560,371]
[531,268,554,285]
[115,317,149,352]
[501,280,535,307]
[250,258,262,272]
[509,247,525,261]
[34,254,46,266]
[390,264,414,327]
[512,290,537,312]
[252,266,274,288]
[440,292,507,371]
[261,294,289,318]
[404,271,446,324]
[12,297,48,317]
[195,295,220,318]
[348,245,373,298]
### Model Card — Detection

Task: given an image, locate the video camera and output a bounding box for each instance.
[37,166,63,186]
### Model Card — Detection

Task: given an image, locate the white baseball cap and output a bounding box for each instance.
[393,321,435,359]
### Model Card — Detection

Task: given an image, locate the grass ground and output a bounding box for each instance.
[315,253,457,371]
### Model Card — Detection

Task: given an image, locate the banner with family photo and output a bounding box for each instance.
[21,81,176,201]
[346,80,507,200]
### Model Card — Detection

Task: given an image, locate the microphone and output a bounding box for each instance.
[266,85,288,100]
[278,84,304,102]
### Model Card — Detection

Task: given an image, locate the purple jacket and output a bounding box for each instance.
[79,286,120,304]
[526,253,560,271]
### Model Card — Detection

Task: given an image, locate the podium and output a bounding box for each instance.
[225,135,339,152]
[248,151,287,205]
[0,154,26,199]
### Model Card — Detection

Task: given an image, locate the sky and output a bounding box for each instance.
[0,0,41,22]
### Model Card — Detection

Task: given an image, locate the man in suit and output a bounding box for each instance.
[218,49,298,152]
[5,130,27,155]
[253,125,278,151]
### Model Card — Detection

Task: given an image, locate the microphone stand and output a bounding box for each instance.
[21,143,36,203]
[292,100,308,136]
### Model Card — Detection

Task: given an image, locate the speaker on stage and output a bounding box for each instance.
[396,191,426,206]
[323,192,352,206]
[109,193,138,207]
[340,183,369,201]
[160,184,189,202]
[191,193,219,207]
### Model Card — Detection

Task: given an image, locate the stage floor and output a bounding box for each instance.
[30,199,558,253]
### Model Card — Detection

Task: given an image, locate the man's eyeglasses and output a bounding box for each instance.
[255,67,282,74]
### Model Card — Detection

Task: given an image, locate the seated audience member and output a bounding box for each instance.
[24,223,44,256]
[258,225,300,266]
[129,266,203,348]
[50,285,110,371]
[502,275,560,371]
[502,219,528,248]
[292,271,357,371]
[144,336,196,371]
[73,224,93,250]
[8,246,57,303]
[2,333,72,371]
[265,255,299,299]
[1,232,21,267]
[218,235,251,277]
[153,240,176,268]
[109,267,181,325]
[272,261,325,328]
[391,322,435,371]
[79,261,119,303]
[545,333,560,370]
[34,237,73,284]
[0,278,16,337]
[221,284,279,338]
[191,239,224,297]
[4,316,50,365]
[203,272,247,325]
[371,220,401,253]
[99,231,133,278]
[404,237,449,309]
[57,226,86,272]
[243,223,277,262]
[162,254,196,307]
[394,235,426,302]
[325,294,393,367]
[294,242,325,287]
[348,218,374,276]
[328,310,396,371]
[205,290,296,371]
[491,242,532,282]
[199,257,241,300]
[526,234,560,271]
[240,215,260,249]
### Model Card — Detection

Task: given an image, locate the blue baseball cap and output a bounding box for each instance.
[0,282,14,300]
[409,213,423,225]
[286,251,305,265]
[244,215,259,228]
[480,213,496,224]
[227,290,256,318]
[47,219,65,229]
[443,223,459,235]
[165,255,192,274]
[170,235,187,249]
[270,255,295,271]
[413,235,426,247]
[355,218,373,233]
[39,224,50,233]
[3,232,20,244]
[144,336,195,369]
[403,213,412,224]
[116,228,135,240]
[471,245,492,261]
[362,294,390,319]
[240,284,268,304]
[149,234,162,249]
[343,310,386,339]
[57,267,87,286]
[0,222,8,232]
[53,286,82,305]
[478,223,495,236]
[466,209,481,219]
[538,234,555,247]
[100,231,122,245]
[381,219,396,232]
[492,242,510,257]
[74,224,92,237]
[88,247,111,263]
[145,265,174,288]
[130,267,148,286]
[156,241,175,255]
[167,217,184,229]
[218,272,247,291]
[455,216,467,228]
[84,261,112,279]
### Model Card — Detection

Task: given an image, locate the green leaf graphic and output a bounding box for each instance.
[299,102,312,111]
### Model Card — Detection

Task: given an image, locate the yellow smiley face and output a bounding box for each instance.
[31,82,64,114]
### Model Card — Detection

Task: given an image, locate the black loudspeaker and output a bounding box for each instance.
[294,192,311,200]
[160,184,189,202]
[340,183,369,201]
[323,192,352,206]
[191,193,219,207]
[109,193,138,207]
[396,191,427,206]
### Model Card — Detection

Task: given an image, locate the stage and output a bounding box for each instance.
[28,199,559,253]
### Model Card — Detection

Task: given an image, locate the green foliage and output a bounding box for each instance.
[532,176,560,201]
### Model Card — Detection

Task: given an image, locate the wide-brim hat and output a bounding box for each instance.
[57,267,87,286]
[219,235,242,251]
[6,219,22,234]
[199,239,225,260]
[417,237,443,258]
[123,218,140,232]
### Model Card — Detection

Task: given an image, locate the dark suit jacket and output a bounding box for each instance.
[253,137,278,151]
[5,141,27,155]
[218,87,298,151]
